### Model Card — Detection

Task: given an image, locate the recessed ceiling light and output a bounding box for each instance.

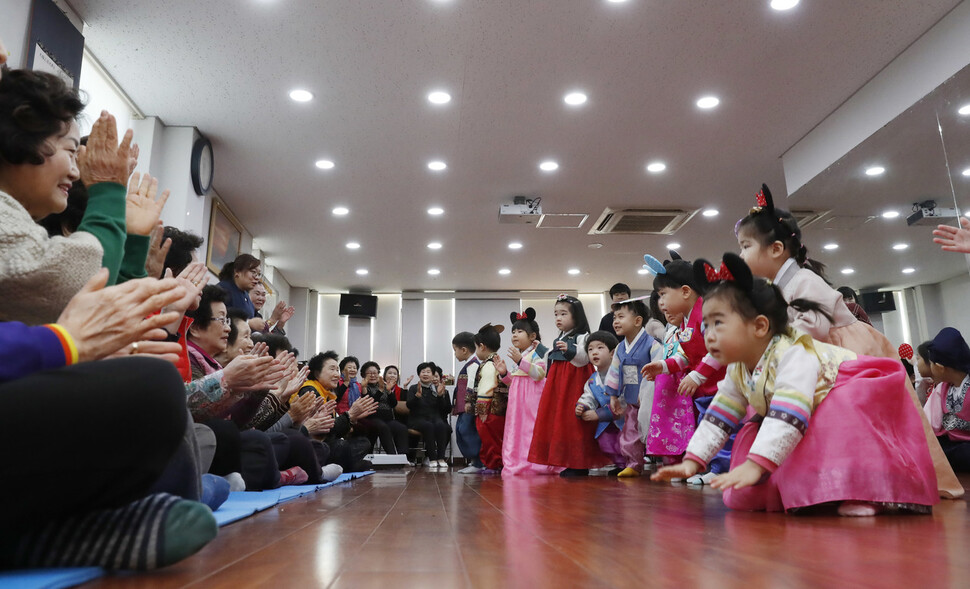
[428,268,441,276]
[346,242,360,250]
[427,242,442,250]
[289,89,313,102]
[508,242,523,250]
[646,161,667,173]
[564,92,587,106]
[427,91,451,104]
[958,104,970,116]
[568,268,581,275]
[539,160,559,172]
[667,242,682,250]
[902,267,916,274]
[428,207,445,216]
[702,208,719,217]
[882,210,900,219]
[332,206,349,216]
[356,268,368,276]
[498,268,511,275]
[638,268,650,275]
[427,160,447,171]
[315,159,335,170]
[823,243,839,251]
[605,0,629,3]
[841,268,855,275]
[770,0,799,10]
[696,95,720,109]
[892,243,909,251]
[865,166,886,176]
[962,167,970,177]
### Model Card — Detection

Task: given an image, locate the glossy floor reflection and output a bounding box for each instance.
[86,470,970,588]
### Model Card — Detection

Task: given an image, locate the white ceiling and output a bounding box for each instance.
[70,0,967,293]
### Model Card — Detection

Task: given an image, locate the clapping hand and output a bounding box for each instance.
[348,396,378,423]
[223,353,285,393]
[162,262,208,316]
[56,268,186,363]
[144,222,172,279]
[78,111,136,187]
[493,355,508,376]
[126,172,170,236]
[287,390,318,426]
[507,345,522,365]
[403,375,414,388]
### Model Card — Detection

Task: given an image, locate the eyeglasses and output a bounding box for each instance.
[214,316,230,326]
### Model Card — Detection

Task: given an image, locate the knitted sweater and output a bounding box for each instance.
[0,183,127,325]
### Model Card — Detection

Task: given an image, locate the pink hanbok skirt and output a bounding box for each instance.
[645,373,696,456]
[503,375,562,476]
[723,357,937,513]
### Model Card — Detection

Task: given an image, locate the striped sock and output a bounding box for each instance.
[9,493,217,570]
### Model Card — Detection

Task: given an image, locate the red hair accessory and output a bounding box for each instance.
[898,343,914,361]
[703,262,735,283]
[756,189,767,208]
[515,311,528,320]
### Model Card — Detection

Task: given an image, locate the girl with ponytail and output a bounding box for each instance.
[652,253,937,517]
[736,185,965,499]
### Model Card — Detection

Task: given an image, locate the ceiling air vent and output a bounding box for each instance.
[588,208,698,235]
[791,209,830,229]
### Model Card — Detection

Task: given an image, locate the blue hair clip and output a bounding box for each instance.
[643,255,667,275]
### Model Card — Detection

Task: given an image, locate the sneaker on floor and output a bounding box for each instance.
[320,463,344,482]
[458,465,483,474]
[436,460,449,468]
[559,468,589,478]
[279,466,309,486]
[223,472,246,492]
[686,471,718,486]
[422,458,434,468]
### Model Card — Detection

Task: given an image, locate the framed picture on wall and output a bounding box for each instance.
[206,200,242,276]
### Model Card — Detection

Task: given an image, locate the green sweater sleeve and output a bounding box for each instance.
[75,182,127,285]
[118,233,149,283]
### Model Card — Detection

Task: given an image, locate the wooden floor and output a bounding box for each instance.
[86,470,970,589]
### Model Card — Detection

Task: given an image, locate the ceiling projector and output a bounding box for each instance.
[499,196,542,224]
[906,200,960,227]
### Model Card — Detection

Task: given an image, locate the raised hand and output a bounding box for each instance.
[269,301,287,323]
[56,268,186,363]
[144,222,171,279]
[507,345,522,365]
[162,262,208,316]
[250,342,269,358]
[304,409,335,435]
[78,111,135,187]
[126,172,170,236]
[279,305,295,325]
[651,460,701,482]
[933,217,970,254]
[493,355,508,376]
[404,375,414,388]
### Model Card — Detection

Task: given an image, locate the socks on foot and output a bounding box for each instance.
[838,501,882,517]
[223,472,245,492]
[278,466,309,486]
[320,464,344,482]
[8,493,217,571]
[201,474,231,510]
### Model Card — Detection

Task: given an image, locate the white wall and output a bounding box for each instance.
[938,272,970,339]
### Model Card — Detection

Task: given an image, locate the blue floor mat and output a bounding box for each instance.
[0,471,375,588]
[0,567,104,589]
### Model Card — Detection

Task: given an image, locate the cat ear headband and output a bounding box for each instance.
[478,322,505,335]
[749,183,775,216]
[692,252,754,293]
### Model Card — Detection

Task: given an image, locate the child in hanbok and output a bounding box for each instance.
[653,253,937,516]
[498,308,559,476]
[735,183,962,499]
